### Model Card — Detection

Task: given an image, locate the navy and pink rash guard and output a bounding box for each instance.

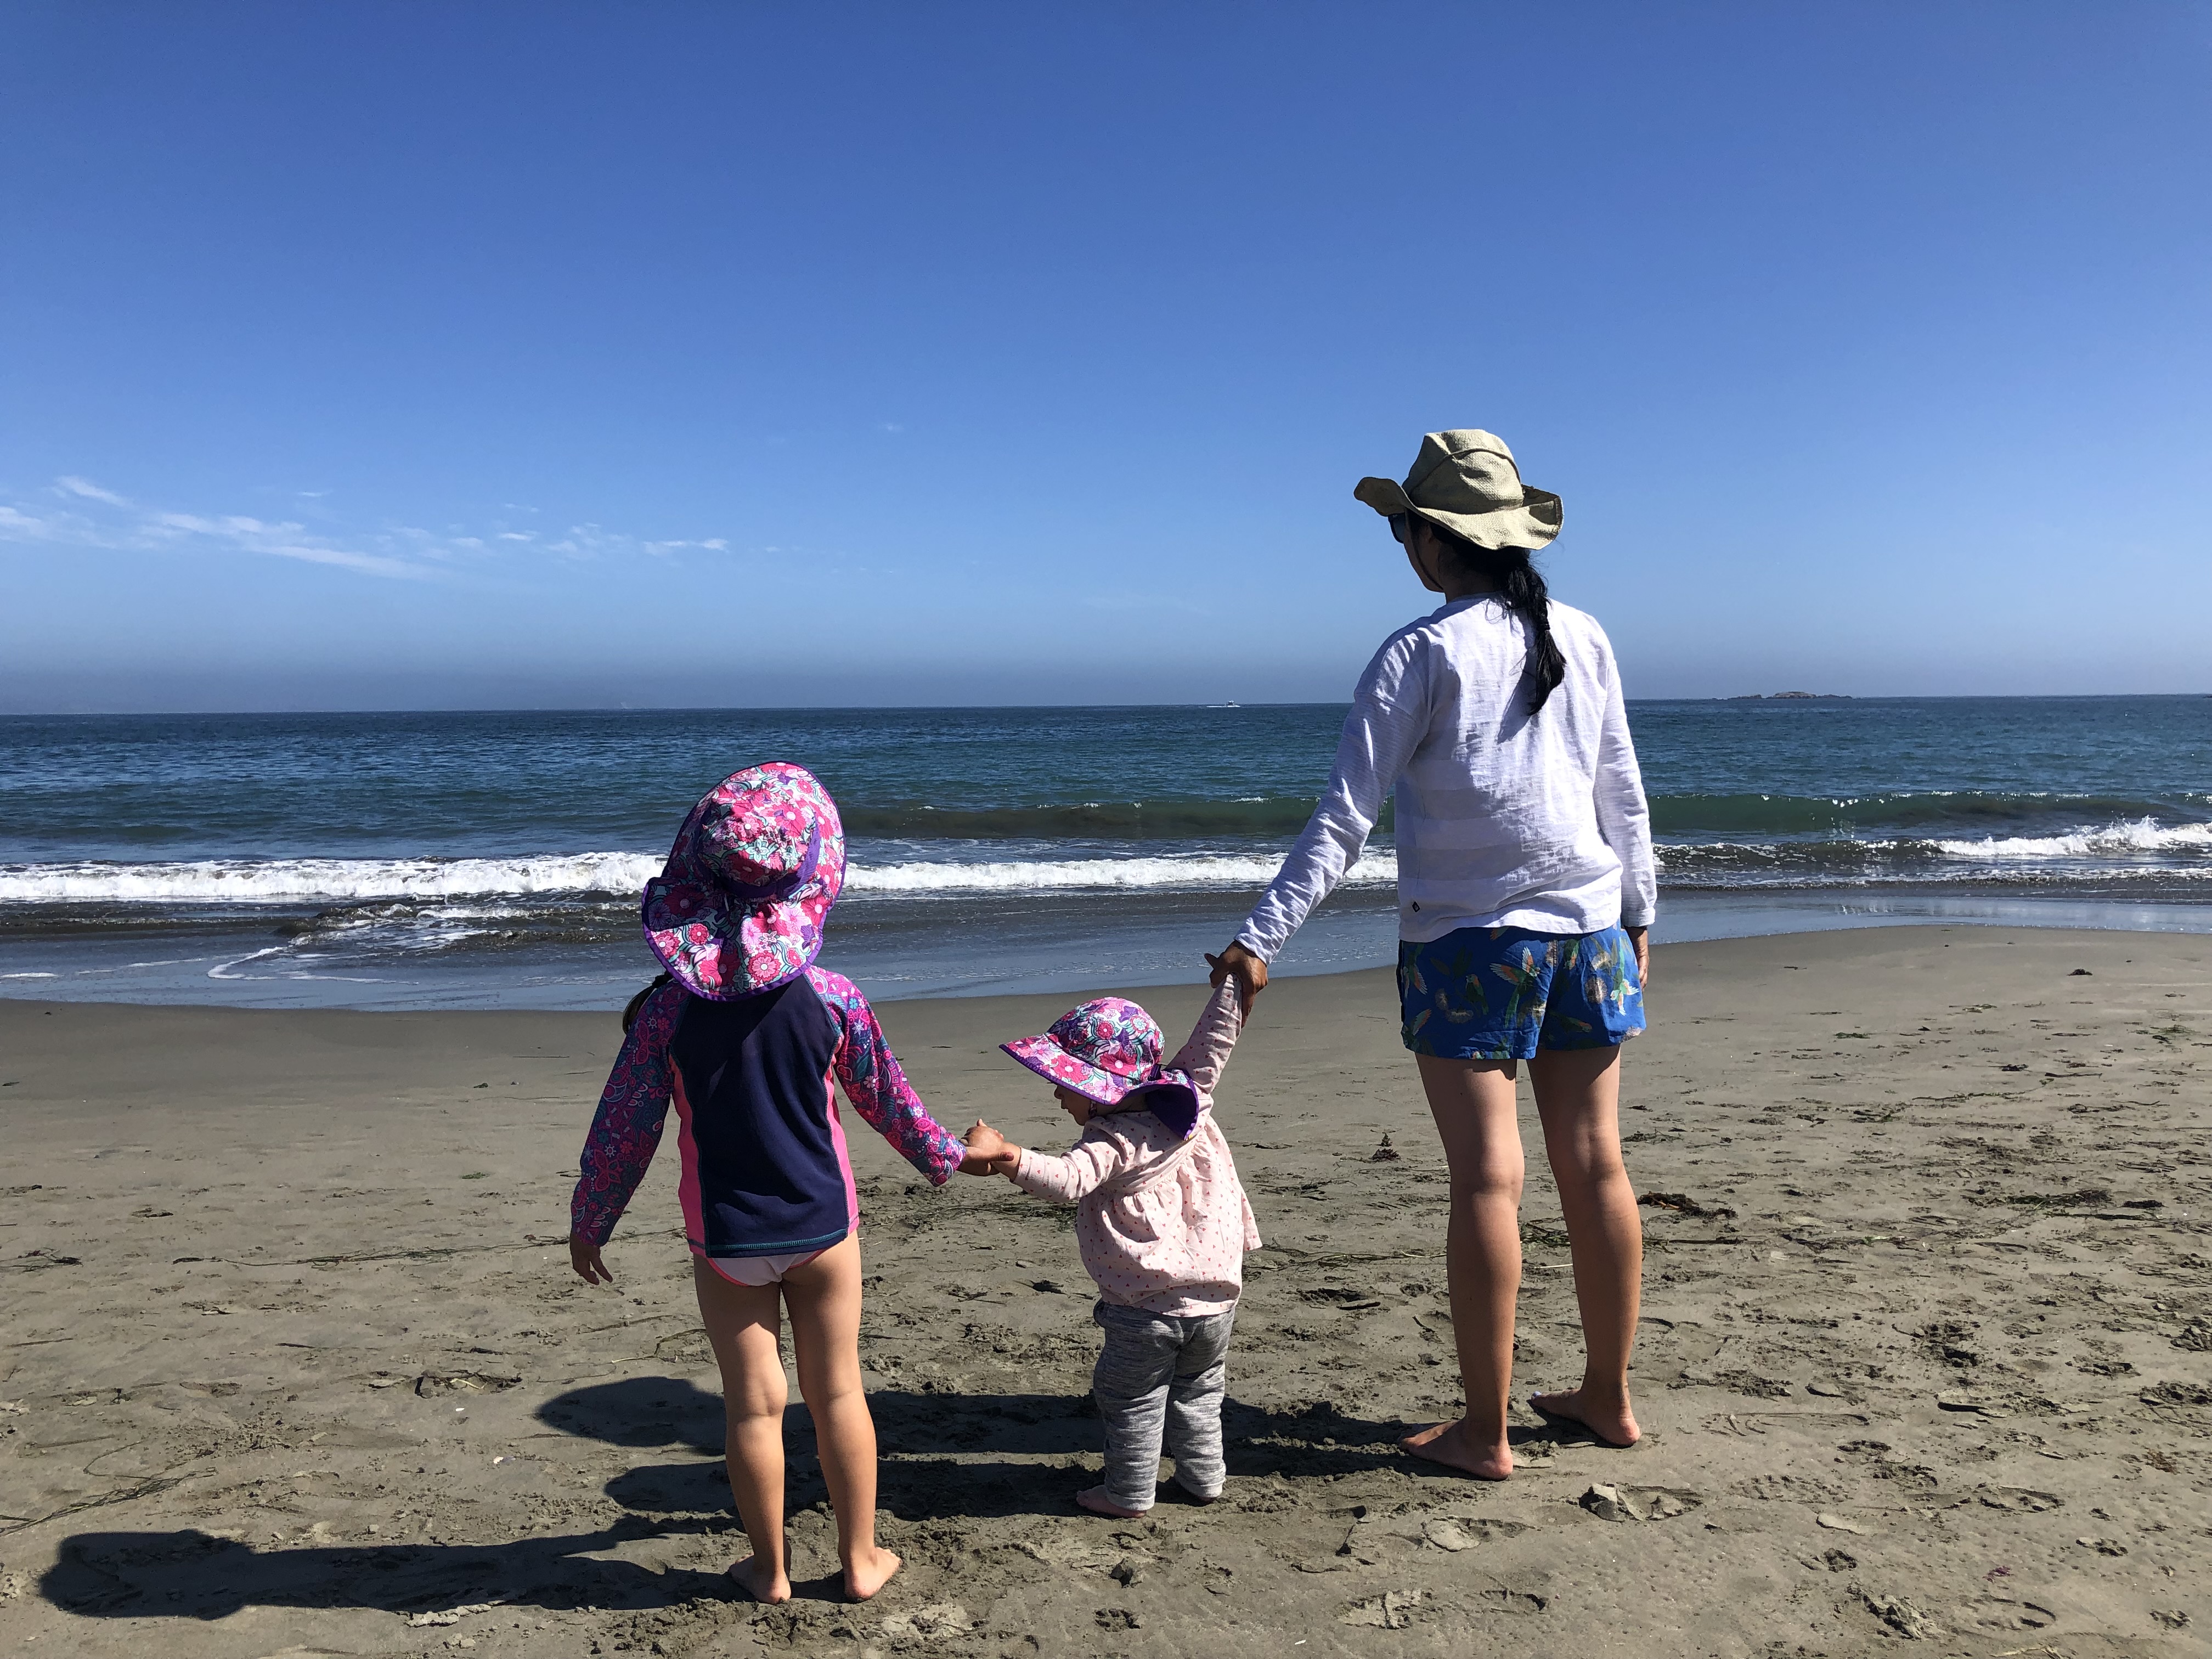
[571,966,964,1259]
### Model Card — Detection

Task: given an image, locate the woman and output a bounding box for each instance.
[1211,428,1655,1480]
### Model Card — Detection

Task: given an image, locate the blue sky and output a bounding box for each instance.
[3,2,2207,711]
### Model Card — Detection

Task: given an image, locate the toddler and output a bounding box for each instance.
[965,979,1260,1516]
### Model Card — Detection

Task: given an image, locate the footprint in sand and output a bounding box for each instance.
[1579,1483,1701,1522]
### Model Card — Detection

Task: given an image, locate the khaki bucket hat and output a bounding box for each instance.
[1353,429,1562,551]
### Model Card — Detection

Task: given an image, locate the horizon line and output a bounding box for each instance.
[4,690,2209,720]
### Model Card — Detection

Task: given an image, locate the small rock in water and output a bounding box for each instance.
[1370,1134,1401,1163]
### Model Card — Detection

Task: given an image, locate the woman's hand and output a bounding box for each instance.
[569,1236,613,1285]
[1207,942,1268,1015]
[1626,926,1651,992]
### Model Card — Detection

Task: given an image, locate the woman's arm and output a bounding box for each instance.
[1232,631,1432,966]
[1592,642,1656,934]
[571,977,684,1268]
[812,968,968,1184]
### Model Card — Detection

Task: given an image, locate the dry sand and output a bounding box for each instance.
[2,926,2208,1657]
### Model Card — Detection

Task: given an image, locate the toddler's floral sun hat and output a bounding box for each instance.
[1002,997,1202,1138]
[641,763,845,1001]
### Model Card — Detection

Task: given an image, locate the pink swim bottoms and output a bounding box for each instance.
[704,1249,826,1288]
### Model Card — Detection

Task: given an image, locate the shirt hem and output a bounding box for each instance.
[690,1224,853,1258]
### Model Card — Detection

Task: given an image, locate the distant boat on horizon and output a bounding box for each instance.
[1206,701,1241,708]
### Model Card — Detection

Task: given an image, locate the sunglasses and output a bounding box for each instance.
[1389,512,1412,544]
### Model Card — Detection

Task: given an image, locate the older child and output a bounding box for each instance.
[964,979,1260,1516]
[570,763,981,1604]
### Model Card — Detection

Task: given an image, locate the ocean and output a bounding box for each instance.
[2,697,2208,1008]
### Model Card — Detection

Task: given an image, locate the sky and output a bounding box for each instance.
[2,1,2208,712]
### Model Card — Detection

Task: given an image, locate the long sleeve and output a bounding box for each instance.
[1237,630,1431,962]
[810,968,965,1185]
[1591,642,1656,929]
[1165,980,1244,1098]
[1011,1127,1142,1204]
[571,977,684,1248]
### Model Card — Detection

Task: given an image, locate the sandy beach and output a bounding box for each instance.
[3,925,2208,1657]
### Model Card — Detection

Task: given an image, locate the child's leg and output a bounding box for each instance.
[1090,1302,1180,1514]
[779,1235,900,1601]
[1163,1306,1235,1501]
[691,1259,793,1602]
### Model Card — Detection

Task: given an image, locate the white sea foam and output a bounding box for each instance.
[845,852,1393,894]
[0,849,1393,904]
[0,853,663,905]
[1932,819,2212,861]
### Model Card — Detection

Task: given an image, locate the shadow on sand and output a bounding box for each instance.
[41,1373,1454,1621]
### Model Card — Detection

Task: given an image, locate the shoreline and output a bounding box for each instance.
[5,889,2212,1012]
[4,924,2208,1654]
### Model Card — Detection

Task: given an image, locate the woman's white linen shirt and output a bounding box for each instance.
[1238,595,1656,960]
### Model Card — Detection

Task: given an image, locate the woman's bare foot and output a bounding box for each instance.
[843,1544,902,1602]
[1399,1419,1513,1480]
[1528,1387,1640,1448]
[1076,1485,1150,1518]
[726,1555,791,1604]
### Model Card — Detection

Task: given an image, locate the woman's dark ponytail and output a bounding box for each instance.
[1435,532,1564,716]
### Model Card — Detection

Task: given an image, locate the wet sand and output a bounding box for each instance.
[2,926,2208,1656]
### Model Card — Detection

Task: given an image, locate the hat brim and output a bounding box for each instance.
[1355,476,1563,552]
[644,882,833,1000]
[1000,1035,1141,1107]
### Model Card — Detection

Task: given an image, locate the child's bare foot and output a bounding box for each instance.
[726,1555,791,1604]
[1400,1419,1513,1480]
[1528,1387,1640,1448]
[1075,1485,1150,1518]
[843,1545,901,1602]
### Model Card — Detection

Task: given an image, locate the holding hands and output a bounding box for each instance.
[960,1120,1021,1177]
[1207,943,1267,1015]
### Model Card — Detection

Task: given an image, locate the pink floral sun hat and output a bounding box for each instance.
[1001,997,1201,1137]
[641,763,845,1000]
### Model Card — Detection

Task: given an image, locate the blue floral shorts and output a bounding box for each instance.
[1397,924,1645,1060]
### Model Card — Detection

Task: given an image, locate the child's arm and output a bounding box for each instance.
[1165,978,1245,1097]
[812,968,969,1183]
[571,975,684,1280]
[1000,1124,1135,1204]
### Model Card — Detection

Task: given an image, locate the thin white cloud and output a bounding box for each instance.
[55,475,130,506]
[140,510,438,580]
[0,475,742,583]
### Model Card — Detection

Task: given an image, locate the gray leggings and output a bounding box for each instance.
[1091,1299,1237,1511]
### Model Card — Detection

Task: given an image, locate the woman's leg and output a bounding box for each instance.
[1527,1045,1642,1447]
[1401,1053,1526,1479]
[691,1259,793,1603]
[780,1234,901,1601]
